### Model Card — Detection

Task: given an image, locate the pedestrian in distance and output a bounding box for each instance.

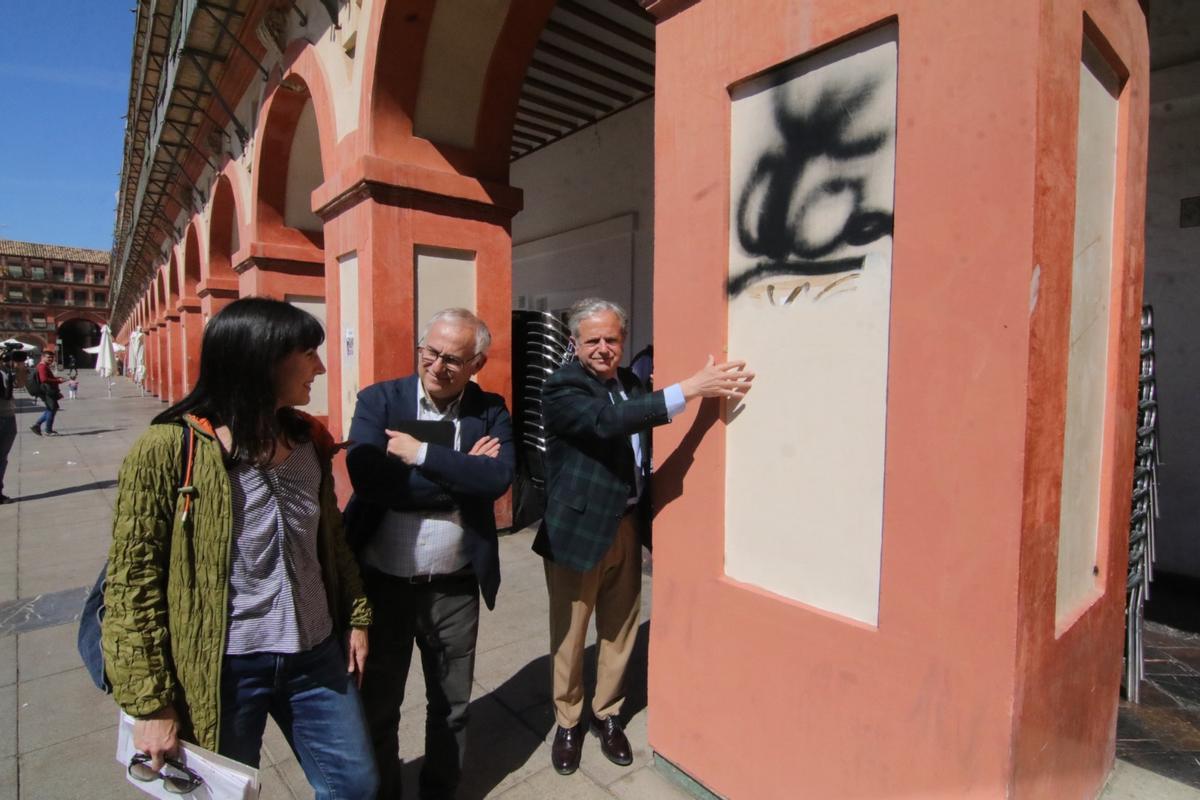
[101,297,379,800]
[30,348,65,436]
[345,308,514,800]
[534,298,754,775]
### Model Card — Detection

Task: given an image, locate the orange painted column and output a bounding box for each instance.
[644,1,1148,799]
[314,156,521,517]
[178,297,203,395]
[144,326,155,396]
[234,242,328,427]
[153,322,167,399]
[234,241,326,301]
[197,278,238,322]
[166,313,183,405]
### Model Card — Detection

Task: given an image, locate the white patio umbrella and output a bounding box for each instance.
[94,324,118,397]
[83,341,126,354]
[0,338,37,352]
[127,329,147,395]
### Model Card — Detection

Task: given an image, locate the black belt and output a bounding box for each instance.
[367,566,475,585]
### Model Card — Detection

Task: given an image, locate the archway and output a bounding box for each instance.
[164,255,182,403]
[56,317,103,370]
[245,65,332,420]
[204,173,242,321]
[254,73,328,250]
[180,226,203,392]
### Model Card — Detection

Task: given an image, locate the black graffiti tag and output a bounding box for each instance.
[729,78,893,298]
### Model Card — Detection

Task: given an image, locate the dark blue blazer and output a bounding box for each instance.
[344,375,514,609]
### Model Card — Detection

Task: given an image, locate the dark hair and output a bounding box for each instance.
[153,297,325,464]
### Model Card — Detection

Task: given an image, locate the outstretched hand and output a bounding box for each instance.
[679,355,754,402]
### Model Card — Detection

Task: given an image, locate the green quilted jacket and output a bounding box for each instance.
[100,414,372,750]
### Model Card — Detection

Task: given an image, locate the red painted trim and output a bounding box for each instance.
[250,42,338,247]
[472,1,557,180]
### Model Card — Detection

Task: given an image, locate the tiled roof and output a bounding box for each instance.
[0,240,110,265]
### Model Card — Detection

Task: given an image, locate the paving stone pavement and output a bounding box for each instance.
[0,371,1196,800]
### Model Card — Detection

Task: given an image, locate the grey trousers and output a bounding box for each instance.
[360,568,480,800]
[0,415,14,495]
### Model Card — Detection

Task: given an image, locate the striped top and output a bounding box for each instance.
[225,441,333,655]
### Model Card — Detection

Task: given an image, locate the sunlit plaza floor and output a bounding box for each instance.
[0,371,1195,799]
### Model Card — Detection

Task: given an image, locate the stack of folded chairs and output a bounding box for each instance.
[1125,305,1161,703]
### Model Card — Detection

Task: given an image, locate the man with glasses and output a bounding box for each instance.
[534,298,753,776]
[345,308,514,800]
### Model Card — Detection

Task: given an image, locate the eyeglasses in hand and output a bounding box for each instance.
[128,752,204,794]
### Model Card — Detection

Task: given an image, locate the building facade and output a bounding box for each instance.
[0,239,110,364]
[108,1,1151,797]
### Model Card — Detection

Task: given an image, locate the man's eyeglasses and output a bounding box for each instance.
[128,753,204,794]
[417,345,478,373]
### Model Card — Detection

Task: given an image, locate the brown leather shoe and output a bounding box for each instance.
[552,724,584,775]
[592,716,633,766]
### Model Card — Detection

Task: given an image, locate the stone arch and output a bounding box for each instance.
[360,0,428,158]
[362,0,555,180]
[166,255,179,308]
[250,43,336,248]
[53,313,105,369]
[207,172,242,282]
[183,224,202,300]
[52,310,107,328]
[156,266,169,318]
[470,2,558,177]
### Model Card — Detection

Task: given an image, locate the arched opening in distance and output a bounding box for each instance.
[56,317,102,369]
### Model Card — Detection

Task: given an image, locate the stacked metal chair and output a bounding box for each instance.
[1125,304,1161,703]
[511,311,572,529]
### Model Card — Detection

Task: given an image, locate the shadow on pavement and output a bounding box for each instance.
[60,428,123,437]
[18,479,119,502]
[404,621,651,800]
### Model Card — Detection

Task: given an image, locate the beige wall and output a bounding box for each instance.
[287,294,329,416]
[724,26,897,624]
[1056,38,1121,621]
[511,101,655,353]
[284,100,325,232]
[415,246,477,348]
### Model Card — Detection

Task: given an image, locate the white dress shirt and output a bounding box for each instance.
[359,380,470,578]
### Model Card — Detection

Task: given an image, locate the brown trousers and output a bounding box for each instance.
[544,512,642,728]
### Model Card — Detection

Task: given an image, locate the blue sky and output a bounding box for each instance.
[0,3,133,250]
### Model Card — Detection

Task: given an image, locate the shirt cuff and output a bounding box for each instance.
[415,442,428,466]
[664,383,686,419]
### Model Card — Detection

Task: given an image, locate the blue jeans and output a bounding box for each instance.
[219,635,379,800]
[34,394,58,432]
[0,415,14,494]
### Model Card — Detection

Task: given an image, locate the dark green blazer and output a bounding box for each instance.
[533,361,671,572]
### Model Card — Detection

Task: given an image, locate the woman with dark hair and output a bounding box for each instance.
[101,297,378,799]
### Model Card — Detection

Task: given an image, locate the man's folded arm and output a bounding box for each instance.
[418,406,516,500]
[346,389,424,506]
